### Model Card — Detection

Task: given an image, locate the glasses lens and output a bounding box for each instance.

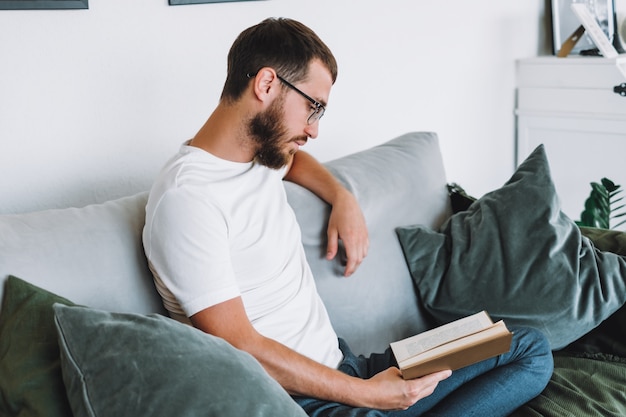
[307,106,325,125]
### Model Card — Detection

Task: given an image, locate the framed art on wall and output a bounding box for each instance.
[169,0,262,5]
[0,0,87,9]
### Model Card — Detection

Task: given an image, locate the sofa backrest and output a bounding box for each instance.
[286,132,451,354]
[0,192,166,315]
[0,132,451,356]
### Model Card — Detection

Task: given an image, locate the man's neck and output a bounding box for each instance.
[189,102,255,163]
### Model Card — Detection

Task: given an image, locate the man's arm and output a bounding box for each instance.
[191,297,451,410]
[283,150,368,277]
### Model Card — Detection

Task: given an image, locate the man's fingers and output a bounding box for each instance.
[326,229,339,260]
[343,237,368,277]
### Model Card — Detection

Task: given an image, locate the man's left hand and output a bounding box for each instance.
[326,190,369,277]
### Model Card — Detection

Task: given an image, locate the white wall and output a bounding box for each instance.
[0,0,548,214]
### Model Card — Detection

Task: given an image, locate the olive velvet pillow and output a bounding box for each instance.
[0,276,75,417]
[53,304,307,417]
[397,145,626,350]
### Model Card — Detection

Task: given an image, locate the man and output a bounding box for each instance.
[143,17,553,416]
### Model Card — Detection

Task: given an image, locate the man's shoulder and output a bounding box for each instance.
[145,153,289,224]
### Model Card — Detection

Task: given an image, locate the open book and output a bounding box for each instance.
[390,311,513,380]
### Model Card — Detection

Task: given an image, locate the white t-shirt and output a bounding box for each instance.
[143,143,343,368]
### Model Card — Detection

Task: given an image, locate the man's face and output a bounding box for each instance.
[248,60,332,169]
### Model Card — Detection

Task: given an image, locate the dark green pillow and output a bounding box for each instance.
[566,227,626,357]
[580,227,626,256]
[565,303,626,358]
[509,352,626,417]
[0,276,75,417]
[53,304,308,417]
[397,145,626,350]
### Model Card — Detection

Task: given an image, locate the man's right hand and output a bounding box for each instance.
[359,367,452,411]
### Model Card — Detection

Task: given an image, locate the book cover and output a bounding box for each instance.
[390,311,513,380]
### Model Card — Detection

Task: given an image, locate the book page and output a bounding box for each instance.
[398,321,513,379]
[397,321,510,369]
[391,311,493,362]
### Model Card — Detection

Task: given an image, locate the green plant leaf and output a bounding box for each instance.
[578,177,626,230]
[601,177,618,192]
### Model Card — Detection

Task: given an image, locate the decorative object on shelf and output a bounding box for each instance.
[571,3,620,57]
[557,24,588,57]
[617,0,626,51]
[551,0,621,56]
[576,178,626,230]
[0,0,87,9]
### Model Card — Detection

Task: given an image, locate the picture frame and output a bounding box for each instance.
[551,0,616,55]
[0,0,88,9]
[571,2,619,57]
[169,0,261,5]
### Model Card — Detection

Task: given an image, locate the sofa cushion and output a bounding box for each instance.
[396,144,626,350]
[287,132,451,355]
[0,192,165,315]
[0,276,75,417]
[53,304,307,417]
[566,228,626,358]
[580,227,626,256]
[509,352,626,417]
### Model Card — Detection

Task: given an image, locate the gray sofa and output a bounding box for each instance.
[1,132,626,417]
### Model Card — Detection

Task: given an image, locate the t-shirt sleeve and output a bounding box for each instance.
[144,186,240,317]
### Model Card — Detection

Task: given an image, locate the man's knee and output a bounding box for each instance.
[511,326,554,384]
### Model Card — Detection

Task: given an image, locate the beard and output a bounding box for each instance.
[247,96,307,169]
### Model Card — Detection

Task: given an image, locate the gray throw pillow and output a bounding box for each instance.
[396,144,626,350]
[53,304,307,417]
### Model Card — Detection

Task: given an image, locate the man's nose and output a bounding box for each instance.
[304,121,319,139]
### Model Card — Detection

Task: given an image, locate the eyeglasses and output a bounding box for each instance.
[246,72,325,125]
[276,75,326,125]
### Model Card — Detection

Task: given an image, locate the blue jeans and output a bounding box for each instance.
[293,327,553,417]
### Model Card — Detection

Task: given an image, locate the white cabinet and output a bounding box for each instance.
[515,56,626,226]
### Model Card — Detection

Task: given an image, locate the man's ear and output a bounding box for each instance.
[251,67,280,103]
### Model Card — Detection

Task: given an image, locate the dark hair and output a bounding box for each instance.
[220,17,338,102]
